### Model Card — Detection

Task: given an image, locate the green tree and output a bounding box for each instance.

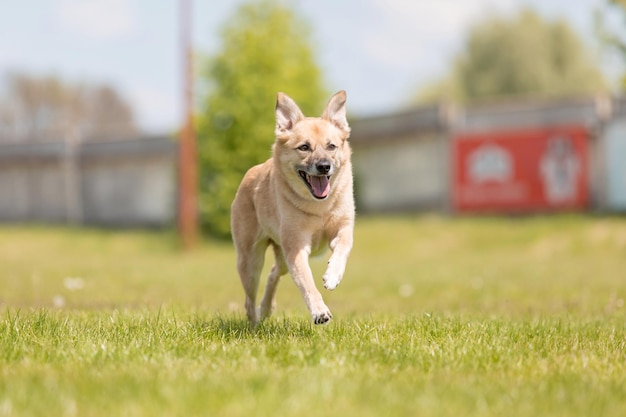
[196,0,326,238]
[419,9,607,103]
[596,0,626,89]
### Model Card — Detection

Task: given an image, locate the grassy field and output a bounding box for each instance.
[1,215,625,416]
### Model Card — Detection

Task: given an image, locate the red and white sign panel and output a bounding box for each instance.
[452,125,589,213]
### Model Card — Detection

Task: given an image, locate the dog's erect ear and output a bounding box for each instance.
[275,92,304,137]
[322,90,350,134]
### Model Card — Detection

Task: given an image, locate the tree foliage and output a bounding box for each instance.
[419,9,608,103]
[0,73,137,142]
[197,0,326,237]
[596,0,626,88]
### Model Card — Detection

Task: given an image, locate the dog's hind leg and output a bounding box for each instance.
[259,243,287,321]
[235,240,268,325]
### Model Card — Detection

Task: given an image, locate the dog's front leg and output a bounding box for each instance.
[284,243,333,324]
[323,223,353,291]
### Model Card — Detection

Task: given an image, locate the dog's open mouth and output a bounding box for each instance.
[298,171,331,199]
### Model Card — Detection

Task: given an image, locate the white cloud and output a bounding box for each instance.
[128,85,178,133]
[0,43,21,69]
[54,0,138,40]
[364,0,518,72]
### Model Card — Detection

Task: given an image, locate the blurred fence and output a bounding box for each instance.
[351,94,626,214]
[0,136,177,227]
[351,104,452,212]
[601,98,626,212]
[1,94,625,229]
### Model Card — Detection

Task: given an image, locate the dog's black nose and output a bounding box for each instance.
[316,161,331,174]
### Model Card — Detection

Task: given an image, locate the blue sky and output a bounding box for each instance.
[0,0,621,133]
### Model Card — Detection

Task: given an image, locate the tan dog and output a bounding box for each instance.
[231,91,354,325]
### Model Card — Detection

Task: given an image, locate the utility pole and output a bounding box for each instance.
[178,0,198,249]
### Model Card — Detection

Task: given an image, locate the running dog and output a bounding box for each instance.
[231,91,354,325]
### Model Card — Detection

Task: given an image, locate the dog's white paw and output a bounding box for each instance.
[323,271,341,291]
[312,309,333,325]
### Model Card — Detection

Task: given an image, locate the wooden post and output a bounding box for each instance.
[178,0,198,249]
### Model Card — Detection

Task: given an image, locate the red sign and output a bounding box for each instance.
[452,125,589,212]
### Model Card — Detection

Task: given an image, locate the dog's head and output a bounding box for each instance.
[273,91,351,201]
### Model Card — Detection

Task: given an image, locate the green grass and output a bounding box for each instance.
[1,215,626,416]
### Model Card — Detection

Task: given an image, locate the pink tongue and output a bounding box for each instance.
[310,175,330,198]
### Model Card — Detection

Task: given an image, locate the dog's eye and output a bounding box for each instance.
[297,144,310,152]
[327,143,337,151]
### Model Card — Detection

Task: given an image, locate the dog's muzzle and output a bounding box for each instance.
[298,171,330,199]
[297,159,334,200]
